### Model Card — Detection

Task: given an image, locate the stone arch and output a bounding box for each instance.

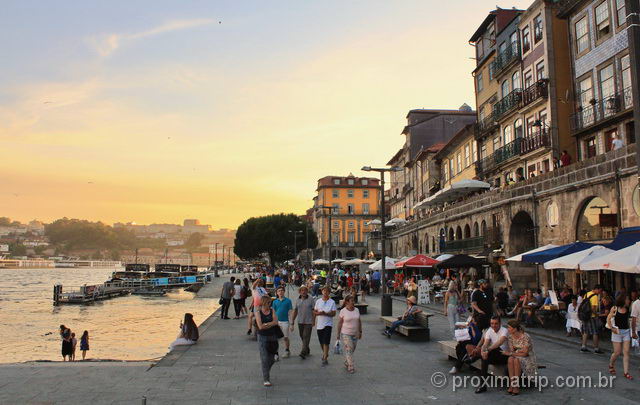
[455,226,462,240]
[345,250,356,258]
[464,224,471,239]
[473,222,480,237]
[424,233,429,254]
[575,196,617,241]
[411,234,419,252]
[332,250,343,260]
[448,227,455,241]
[481,220,487,236]
[509,211,536,255]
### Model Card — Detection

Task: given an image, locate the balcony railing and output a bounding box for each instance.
[490,42,521,77]
[443,236,485,253]
[521,79,549,107]
[570,87,634,132]
[476,112,498,136]
[336,242,365,248]
[520,130,550,155]
[493,90,522,121]
[476,138,522,174]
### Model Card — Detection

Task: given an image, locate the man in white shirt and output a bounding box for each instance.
[612,134,625,151]
[314,286,336,366]
[476,316,509,393]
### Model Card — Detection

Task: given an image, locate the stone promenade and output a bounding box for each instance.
[2,274,640,404]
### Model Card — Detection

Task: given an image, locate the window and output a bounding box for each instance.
[605,128,619,151]
[361,179,368,185]
[332,204,339,214]
[512,71,521,90]
[363,190,369,198]
[481,143,488,159]
[586,137,597,158]
[472,141,478,162]
[621,54,633,108]
[450,158,456,177]
[332,220,339,229]
[522,26,531,53]
[524,70,533,89]
[332,189,339,198]
[599,64,615,100]
[616,0,626,27]
[464,144,470,167]
[333,178,340,185]
[503,125,513,145]
[538,110,548,129]
[347,189,354,198]
[347,204,354,214]
[456,153,462,173]
[536,60,546,80]
[526,116,535,136]
[332,232,339,244]
[348,221,355,229]
[362,203,370,214]
[501,79,510,98]
[443,161,449,181]
[595,1,611,40]
[514,119,523,138]
[493,136,501,152]
[347,232,355,243]
[534,14,543,42]
[578,76,594,126]
[575,17,590,55]
[477,39,484,60]
[477,73,484,92]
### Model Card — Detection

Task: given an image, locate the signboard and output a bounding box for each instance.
[599,214,618,227]
[0,244,8,252]
[418,280,431,305]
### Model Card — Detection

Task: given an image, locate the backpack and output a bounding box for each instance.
[578,293,596,322]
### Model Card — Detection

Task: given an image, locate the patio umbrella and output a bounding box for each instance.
[581,242,640,273]
[521,242,596,264]
[312,259,330,265]
[369,257,398,270]
[543,246,615,270]
[331,259,346,264]
[342,259,364,266]
[506,244,559,262]
[395,254,439,268]
[434,254,454,262]
[436,254,488,269]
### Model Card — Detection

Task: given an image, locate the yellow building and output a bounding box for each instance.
[436,124,479,188]
[312,174,380,260]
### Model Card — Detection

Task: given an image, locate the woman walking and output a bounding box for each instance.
[607,294,633,379]
[444,283,460,332]
[255,295,280,387]
[80,331,90,360]
[59,325,72,361]
[232,279,243,319]
[248,279,267,336]
[336,295,362,373]
[241,278,251,316]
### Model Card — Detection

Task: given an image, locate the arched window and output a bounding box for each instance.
[504,125,513,145]
[512,71,521,91]
[514,118,523,138]
[473,222,480,237]
[448,227,455,241]
[481,220,487,236]
[502,79,510,98]
[425,234,429,253]
[576,197,618,241]
[455,226,462,240]
[464,224,471,239]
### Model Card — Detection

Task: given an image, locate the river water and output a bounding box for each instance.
[0,268,218,363]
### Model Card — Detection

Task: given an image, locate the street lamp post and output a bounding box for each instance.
[288,230,303,262]
[317,205,334,265]
[362,165,403,316]
[214,243,220,268]
[221,245,225,268]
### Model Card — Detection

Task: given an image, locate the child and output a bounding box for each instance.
[566,297,581,337]
[80,331,90,360]
[71,333,78,361]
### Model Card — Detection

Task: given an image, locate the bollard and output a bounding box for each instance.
[381,293,392,316]
[141,396,146,405]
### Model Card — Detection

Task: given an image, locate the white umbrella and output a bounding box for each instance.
[369,257,398,270]
[581,242,640,273]
[434,254,454,262]
[332,259,346,264]
[543,246,615,269]
[367,219,382,226]
[416,179,490,209]
[385,217,407,227]
[312,259,330,265]
[342,259,364,266]
[506,244,559,262]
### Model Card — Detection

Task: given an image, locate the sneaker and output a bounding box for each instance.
[246,329,252,335]
[263,381,272,387]
[274,353,280,362]
[321,359,328,366]
[594,349,604,354]
[299,353,306,359]
[449,366,458,374]
[580,347,590,353]
[285,349,291,358]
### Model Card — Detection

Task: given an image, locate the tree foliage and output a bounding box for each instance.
[184,232,204,251]
[234,213,318,263]
[45,218,138,251]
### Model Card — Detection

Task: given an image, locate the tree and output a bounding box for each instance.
[184,232,204,251]
[0,217,11,226]
[9,243,26,256]
[234,213,318,263]
[45,218,137,251]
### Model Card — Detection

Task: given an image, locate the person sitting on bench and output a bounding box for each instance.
[449,314,482,374]
[475,316,509,394]
[383,296,422,338]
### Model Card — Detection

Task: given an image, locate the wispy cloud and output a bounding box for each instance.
[89,18,216,57]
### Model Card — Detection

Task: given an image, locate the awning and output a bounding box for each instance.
[369,257,398,270]
[581,242,640,273]
[506,244,559,262]
[521,242,596,264]
[415,179,490,209]
[543,246,615,269]
[395,254,439,268]
[436,254,488,269]
[606,227,640,250]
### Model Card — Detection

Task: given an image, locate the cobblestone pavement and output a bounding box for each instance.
[2,275,640,404]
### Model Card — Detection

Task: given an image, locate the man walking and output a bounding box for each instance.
[273,286,293,358]
[581,284,604,353]
[220,276,235,320]
[471,279,494,331]
[290,286,315,359]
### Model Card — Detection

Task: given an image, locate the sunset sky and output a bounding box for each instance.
[0,1,530,229]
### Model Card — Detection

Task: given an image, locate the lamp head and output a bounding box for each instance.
[361,166,372,172]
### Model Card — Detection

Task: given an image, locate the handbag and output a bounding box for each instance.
[273,325,285,339]
[333,340,342,354]
[218,297,224,305]
[266,340,279,355]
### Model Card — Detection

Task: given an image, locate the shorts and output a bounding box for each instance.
[582,317,603,335]
[317,326,332,345]
[612,328,631,343]
[278,321,290,338]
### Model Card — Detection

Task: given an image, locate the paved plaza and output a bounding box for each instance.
[2,275,640,404]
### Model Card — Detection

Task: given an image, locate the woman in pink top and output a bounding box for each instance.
[337,295,362,373]
[247,279,267,337]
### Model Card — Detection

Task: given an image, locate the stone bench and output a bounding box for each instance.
[355,303,368,315]
[438,340,507,375]
[381,312,433,341]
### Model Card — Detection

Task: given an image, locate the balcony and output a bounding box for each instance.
[443,236,485,253]
[520,129,550,155]
[476,138,522,174]
[490,42,521,78]
[493,90,522,122]
[476,112,498,137]
[521,79,549,108]
[336,242,365,248]
[570,87,634,133]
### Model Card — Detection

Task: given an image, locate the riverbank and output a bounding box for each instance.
[2,276,640,404]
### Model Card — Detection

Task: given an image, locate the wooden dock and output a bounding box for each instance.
[53,274,213,305]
